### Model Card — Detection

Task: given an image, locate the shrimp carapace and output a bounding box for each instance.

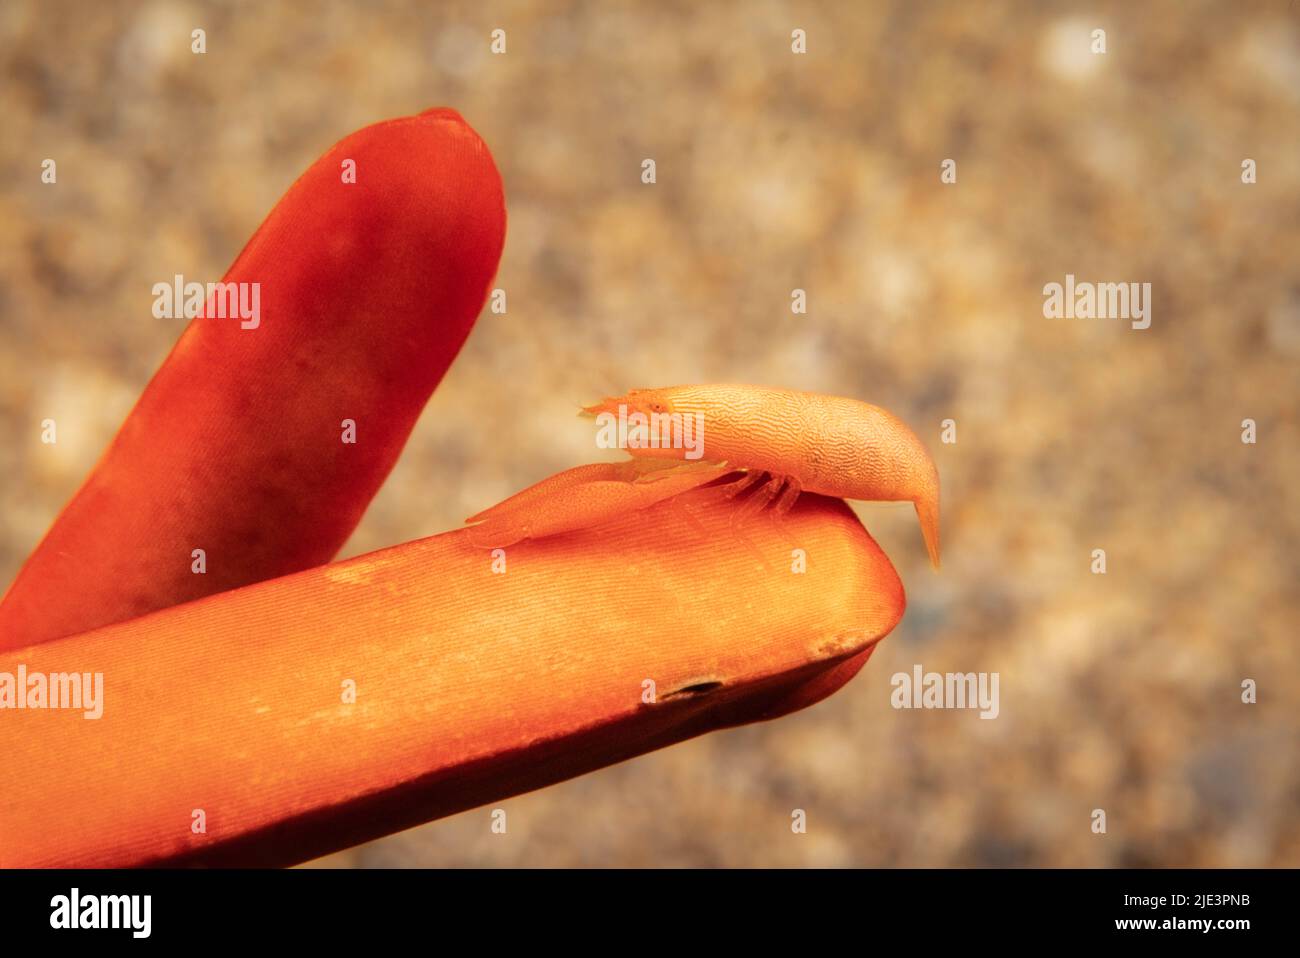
[474,384,940,569]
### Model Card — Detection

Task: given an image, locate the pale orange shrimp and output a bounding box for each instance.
[466,384,941,568]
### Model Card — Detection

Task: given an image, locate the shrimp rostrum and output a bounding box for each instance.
[465,384,941,569]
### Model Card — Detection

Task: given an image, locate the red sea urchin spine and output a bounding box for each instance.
[0,108,506,649]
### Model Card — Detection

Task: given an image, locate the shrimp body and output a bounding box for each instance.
[467,384,941,569]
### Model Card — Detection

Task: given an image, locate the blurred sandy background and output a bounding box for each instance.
[1,0,1297,866]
